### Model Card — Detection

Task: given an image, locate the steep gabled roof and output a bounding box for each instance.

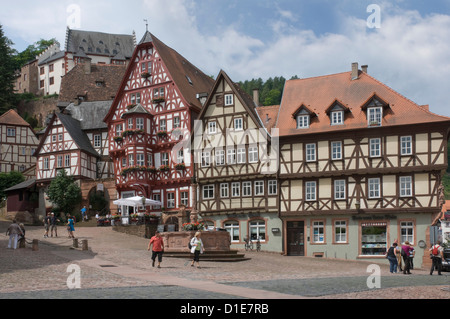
[276,70,450,136]
[104,31,214,123]
[0,109,32,127]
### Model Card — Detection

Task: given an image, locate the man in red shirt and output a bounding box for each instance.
[148,231,164,268]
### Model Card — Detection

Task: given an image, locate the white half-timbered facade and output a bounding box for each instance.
[0,110,39,174]
[104,31,214,226]
[195,70,281,251]
[276,63,450,268]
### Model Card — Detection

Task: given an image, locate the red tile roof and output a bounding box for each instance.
[276,70,450,136]
[0,109,31,127]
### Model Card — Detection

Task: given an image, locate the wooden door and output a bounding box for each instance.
[287,221,305,256]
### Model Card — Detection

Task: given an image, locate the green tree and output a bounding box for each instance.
[0,171,25,200]
[0,25,17,115]
[47,170,82,219]
[13,38,58,69]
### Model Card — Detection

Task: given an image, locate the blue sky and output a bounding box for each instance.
[2,0,450,116]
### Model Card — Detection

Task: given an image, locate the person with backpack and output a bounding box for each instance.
[386,242,399,273]
[429,240,444,275]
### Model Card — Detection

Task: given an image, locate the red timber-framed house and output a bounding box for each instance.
[276,63,450,268]
[104,31,214,227]
[195,70,281,251]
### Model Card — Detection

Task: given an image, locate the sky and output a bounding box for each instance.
[1,0,450,116]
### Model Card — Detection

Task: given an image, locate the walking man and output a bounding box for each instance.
[50,213,60,237]
[148,231,164,268]
[429,240,444,275]
[6,220,24,250]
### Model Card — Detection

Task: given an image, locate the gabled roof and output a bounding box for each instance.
[121,103,153,118]
[65,101,113,130]
[104,31,214,123]
[0,109,32,127]
[276,70,450,136]
[198,70,266,132]
[256,105,280,131]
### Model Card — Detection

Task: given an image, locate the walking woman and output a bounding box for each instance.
[190,232,205,268]
[67,214,75,238]
[386,242,399,273]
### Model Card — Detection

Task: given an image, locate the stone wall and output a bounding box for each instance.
[16,96,58,128]
[112,224,158,239]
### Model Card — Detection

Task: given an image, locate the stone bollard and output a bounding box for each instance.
[73,238,78,248]
[81,239,88,251]
[32,239,39,251]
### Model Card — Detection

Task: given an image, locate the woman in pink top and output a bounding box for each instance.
[401,241,413,274]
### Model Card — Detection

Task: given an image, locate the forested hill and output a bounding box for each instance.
[238,75,298,106]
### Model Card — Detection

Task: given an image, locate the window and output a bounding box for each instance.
[136,118,144,130]
[152,194,161,209]
[180,191,188,206]
[52,135,57,142]
[49,77,54,86]
[400,136,412,155]
[49,64,54,72]
[268,180,277,195]
[173,117,180,128]
[305,181,317,201]
[177,150,184,164]
[400,221,414,244]
[225,94,233,106]
[43,157,49,170]
[306,143,316,162]
[368,107,382,126]
[40,80,44,88]
[201,151,210,167]
[369,138,381,157]
[335,220,347,243]
[234,118,243,130]
[154,87,165,98]
[7,128,15,137]
[243,181,252,196]
[136,153,145,166]
[227,148,236,164]
[65,154,70,167]
[128,118,134,129]
[361,223,387,256]
[159,119,166,131]
[231,182,240,197]
[167,193,175,208]
[94,134,101,148]
[58,134,63,141]
[122,157,127,167]
[400,176,412,197]
[368,178,381,198]
[237,148,246,164]
[57,155,63,168]
[255,181,264,196]
[250,220,266,241]
[331,111,344,125]
[220,183,229,198]
[215,149,225,166]
[331,141,342,160]
[334,179,346,200]
[248,146,258,163]
[203,185,214,199]
[297,115,309,128]
[40,67,44,75]
[312,221,324,243]
[115,124,122,136]
[224,221,240,242]
[128,154,134,166]
[161,153,169,166]
[208,121,216,134]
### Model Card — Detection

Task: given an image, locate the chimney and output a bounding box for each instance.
[351,62,359,80]
[83,58,91,75]
[252,89,260,106]
[361,65,368,73]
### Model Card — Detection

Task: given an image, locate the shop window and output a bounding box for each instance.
[224,221,240,242]
[361,222,387,256]
[249,220,266,241]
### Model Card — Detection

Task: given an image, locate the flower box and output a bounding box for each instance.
[113,136,123,142]
[156,131,167,138]
[159,165,170,172]
[141,72,151,79]
[175,163,186,170]
[182,222,206,231]
[152,97,165,104]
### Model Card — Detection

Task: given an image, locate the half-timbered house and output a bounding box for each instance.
[195,70,281,251]
[0,109,39,174]
[104,31,214,227]
[276,63,450,267]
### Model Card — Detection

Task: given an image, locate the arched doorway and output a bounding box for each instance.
[165,216,179,232]
[87,186,110,217]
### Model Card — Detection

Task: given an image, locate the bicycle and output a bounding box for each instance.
[256,237,261,252]
[244,236,253,251]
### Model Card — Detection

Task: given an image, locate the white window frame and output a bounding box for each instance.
[335,220,347,243]
[136,153,145,166]
[180,191,188,206]
[203,185,214,200]
[305,181,317,201]
[331,141,342,160]
[161,152,169,166]
[400,176,412,197]
[136,118,144,130]
[268,180,277,195]
[306,143,316,162]
[368,107,382,126]
[331,111,344,125]
[297,115,309,128]
[231,182,240,197]
[400,221,414,245]
[208,121,217,134]
[234,118,243,131]
[249,220,266,242]
[65,154,70,167]
[173,117,180,128]
[215,149,225,166]
[167,192,175,208]
[369,138,381,157]
[255,180,264,196]
[227,148,236,164]
[128,118,133,129]
[400,136,412,155]
[248,146,258,163]
[7,128,15,137]
[43,157,49,170]
[312,221,325,243]
[237,148,246,164]
[368,178,381,198]
[225,94,234,106]
[220,183,229,198]
[201,151,211,167]
[94,134,101,148]
[334,179,346,200]
[242,181,252,197]
[224,221,240,242]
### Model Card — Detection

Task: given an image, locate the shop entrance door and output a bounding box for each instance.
[287,221,305,256]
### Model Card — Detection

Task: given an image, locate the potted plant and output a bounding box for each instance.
[159,165,170,172]
[175,163,186,170]
[114,136,123,143]
[141,72,151,79]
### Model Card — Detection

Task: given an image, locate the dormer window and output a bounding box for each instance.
[367,107,383,126]
[361,94,390,127]
[331,111,344,125]
[296,114,309,128]
[326,100,349,126]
